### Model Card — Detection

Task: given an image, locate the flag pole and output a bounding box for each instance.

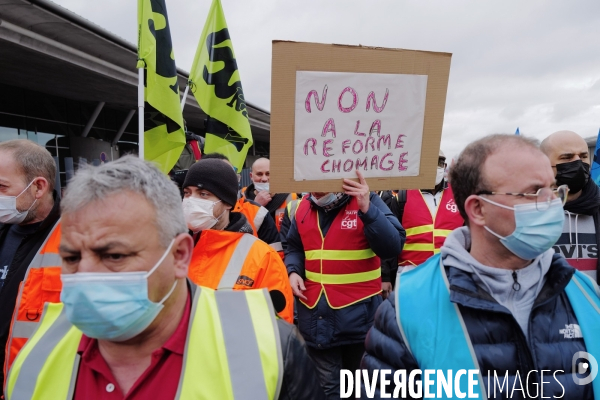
[138,67,144,160]
[180,83,190,110]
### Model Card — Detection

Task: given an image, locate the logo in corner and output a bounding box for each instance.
[341,210,358,230]
[235,275,255,288]
[572,351,598,386]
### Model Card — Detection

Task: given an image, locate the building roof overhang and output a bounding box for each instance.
[0,0,270,142]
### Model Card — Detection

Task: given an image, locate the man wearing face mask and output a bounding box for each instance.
[5,156,325,400]
[201,152,282,253]
[382,150,464,295]
[181,159,294,323]
[243,158,298,232]
[541,130,600,284]
[362,134,600,399]
[0,140,61,396]
[285,170,405,399]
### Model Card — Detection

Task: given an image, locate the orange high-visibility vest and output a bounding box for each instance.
[398,187,464,267]
[296,197,381,309]
[188,229,294,323]
[3,221,62,381]
[234,198,268,239]
[274,194,298,232]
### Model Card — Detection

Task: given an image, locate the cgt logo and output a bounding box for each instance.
[446,199,458,213]
[341,211,358,230]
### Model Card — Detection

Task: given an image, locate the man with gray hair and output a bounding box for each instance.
[0,139,60,395]
[361,134,600,399]
[5,155,324,400]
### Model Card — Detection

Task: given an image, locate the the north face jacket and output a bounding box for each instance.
[361,253,596,399]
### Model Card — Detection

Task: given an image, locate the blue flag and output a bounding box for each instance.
[592,128,600,185]
[515,127,520,135]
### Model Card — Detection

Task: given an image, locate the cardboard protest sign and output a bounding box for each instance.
[270,41,452,193]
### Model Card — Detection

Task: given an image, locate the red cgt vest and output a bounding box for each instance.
[398,187,464,267]
[296,197,381,309]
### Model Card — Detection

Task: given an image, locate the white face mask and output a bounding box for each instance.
[254,182,269,192]
[182,197,222,232]
[0,180,37,225]
[435,167,445,186]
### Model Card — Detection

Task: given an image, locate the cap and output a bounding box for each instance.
[183,159,238,206]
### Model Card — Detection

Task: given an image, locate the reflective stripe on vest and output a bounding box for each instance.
[286,199,300,221]
[396,254,600,399]
[8,302,82,400]
[218,234,259,289]
[306,269,381,285]
[404,225,453,238]
[297,197,381,309]
[4,221,62,379]
[254,206,269,232]
[269,242,283,252]
[275,194,297,232]
[234,198,260,239]
[305,248,375,261]
[7,287,283,400]
[399,189,463,266]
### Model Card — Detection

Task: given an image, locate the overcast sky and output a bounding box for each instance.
[53,0,600,160]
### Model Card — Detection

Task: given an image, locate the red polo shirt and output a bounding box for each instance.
[73,293,191,400]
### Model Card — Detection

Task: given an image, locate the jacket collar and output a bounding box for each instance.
[446,253,575,314]
[225,211,254,234]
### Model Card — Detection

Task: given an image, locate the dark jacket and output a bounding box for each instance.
[362,254,595,399]
[277,318,326,400]
[0,193,60,394]
[285,193,405,348]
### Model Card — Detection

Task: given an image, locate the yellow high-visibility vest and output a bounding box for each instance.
[6,287,283,400]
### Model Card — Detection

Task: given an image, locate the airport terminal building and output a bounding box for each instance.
[0,0,271,191]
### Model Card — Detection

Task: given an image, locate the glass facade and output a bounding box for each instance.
[0,82,271,186]
[0,82,138,187]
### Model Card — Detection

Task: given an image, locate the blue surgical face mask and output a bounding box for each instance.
[312,192,338,207]
[60,239,177,342]
[479,197,565,260]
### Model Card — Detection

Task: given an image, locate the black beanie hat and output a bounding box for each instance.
[183,159,238,206]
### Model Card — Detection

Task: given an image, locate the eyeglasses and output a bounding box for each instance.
[476,184,569,211]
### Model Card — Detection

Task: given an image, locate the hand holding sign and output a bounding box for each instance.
[343,170,370,213]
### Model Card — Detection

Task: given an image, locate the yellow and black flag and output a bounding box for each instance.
[137,0,185,174]
[189,0,253,172]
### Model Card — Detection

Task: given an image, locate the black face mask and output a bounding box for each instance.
[555,160,590,194]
